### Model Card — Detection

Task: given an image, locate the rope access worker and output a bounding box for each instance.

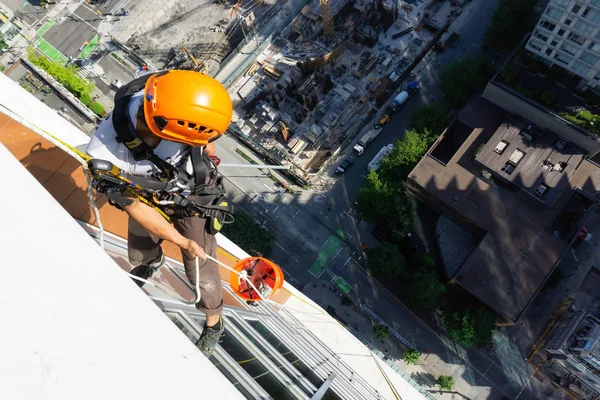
[86,70,233,357]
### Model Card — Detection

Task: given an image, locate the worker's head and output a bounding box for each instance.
[136,70,232,146]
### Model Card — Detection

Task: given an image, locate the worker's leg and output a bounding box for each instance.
[173,216,223,316]
[174,216,224,357]
[127,217,164,287]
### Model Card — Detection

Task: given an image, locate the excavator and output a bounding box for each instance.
[179,44,209,74]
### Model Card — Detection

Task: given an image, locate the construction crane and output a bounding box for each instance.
[320,0,335,42]
[179,44,208,74]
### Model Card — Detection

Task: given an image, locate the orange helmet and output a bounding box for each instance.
[142,70,233,146]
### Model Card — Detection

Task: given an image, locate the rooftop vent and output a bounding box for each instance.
[534,184,549,199]
[509,149,526,165]
[555,139,568,151]
[481,169,492,179]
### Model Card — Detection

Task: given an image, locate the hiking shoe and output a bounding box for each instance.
[129,253,165,287]
[196,316,224,358]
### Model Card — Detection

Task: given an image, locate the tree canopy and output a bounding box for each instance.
[378,129,434,184]
[405,267,447,312]
[437,375,454,390]
[446,307,496,347]
[367,243,406,280]
[410,102,450,136]
[484,0,539,50]
[221,211,275,257]
[403,349,420,365]
[440,57,493,109]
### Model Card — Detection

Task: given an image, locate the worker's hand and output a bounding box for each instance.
[182,239,207,260]
[205,142,216,156]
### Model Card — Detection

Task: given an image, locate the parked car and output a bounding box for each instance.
[336,156,355,175]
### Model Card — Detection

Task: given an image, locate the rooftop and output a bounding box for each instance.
[408,97,600,323]
[0,71,429,400]
[475,116,586,206]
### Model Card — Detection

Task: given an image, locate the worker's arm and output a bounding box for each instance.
[123,198,206,259]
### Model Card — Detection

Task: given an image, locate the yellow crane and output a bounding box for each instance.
[179,44,208,74]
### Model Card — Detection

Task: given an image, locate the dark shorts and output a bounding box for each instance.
[127,216,223,316]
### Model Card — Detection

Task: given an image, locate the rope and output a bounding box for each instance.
[369,349,402,400]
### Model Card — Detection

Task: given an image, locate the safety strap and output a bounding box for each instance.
[111,70,178,180]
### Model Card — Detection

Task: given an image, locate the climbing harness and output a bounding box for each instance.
[0,103,282,305]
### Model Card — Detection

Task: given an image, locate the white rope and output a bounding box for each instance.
[204,254,267,302]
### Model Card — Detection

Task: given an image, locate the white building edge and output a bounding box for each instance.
[0,73,430,400]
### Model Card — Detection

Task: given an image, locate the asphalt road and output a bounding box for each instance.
[44,4,101,58]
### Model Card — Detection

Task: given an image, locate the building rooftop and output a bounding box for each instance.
[408,97,600,323]
[475,116,586,206]
[0,71,430,400]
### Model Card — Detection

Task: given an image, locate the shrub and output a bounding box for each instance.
[374,324,389,338]
[26,47,94,99]
[80,93,92,106]
[404,349,420,364]
[437,375,454,390]
[220,211,274,256]
[540,89,557,106]
[89,101,105,116]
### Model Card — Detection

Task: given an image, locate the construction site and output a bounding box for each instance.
[226,0,460,178]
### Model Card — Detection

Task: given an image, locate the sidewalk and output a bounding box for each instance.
[302,281,486,399]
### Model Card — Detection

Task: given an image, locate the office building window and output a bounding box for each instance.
[572,3,582,13]
[561,42,579,55]
[546,48,554,56]
[574,19,594,34]
[541,19,557,31]
[568,31,586,44]
[558,28,567,36]
[584,8,600,22]
[553,0,571,8]
[591,0,600,6]
[554,52,573,64]
[573,61,592,74]
[547,7,565,19]
[565,18,573,25]
[594,72,600,80]
[551,39,559,46]
[534,30,550,42]
[529,40,544,51]
[589,41,600,52]
[581,51,599,64]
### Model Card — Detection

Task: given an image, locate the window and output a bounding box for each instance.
[555,52,573,64]
[568,31,586,44]
[565,18,573,25]
[589,41,600,52]
[551,39,559,46]
[540,19,557,31]
[584,8,600,22]
[591,0,600,6]
[561,42,579,54]
[583,6,590,16]
[573,60,592,74]
[501,162,516,175]
[547,7,565,19]
[529,40,544,51]
[553,0,571,8]
[581,51,599,64]
[594,72,600,80]
[494,140,509,154]
[546,48,554,55]
[534,30,550,42]
[574,20,594,34]
[572,3,582,13]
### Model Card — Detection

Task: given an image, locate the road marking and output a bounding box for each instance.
[291,209,301,220]
[264,184,274,191]
[273,206,279,213]
[332,247,343,260]
[343,210,355,221]
[343,258,351,267]
[274,242,290,254]
[292,257,299,262]
[344,231,352,239]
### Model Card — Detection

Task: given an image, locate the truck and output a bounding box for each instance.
[368,144,394,171]
[388,81,420,113]
[434,31,460,52]
[353,125,382,156]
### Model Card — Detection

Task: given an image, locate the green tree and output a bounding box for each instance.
[355,169,413,235]
[446,307,496,347]
[437,375,454,390]
[221,211,275,256]
[374,324,389,338]
[440,57,493,109]
[409,252,435,270]
[405,267,446,311]
[484,0,538,50]
[378,129,434,184]
[366,243,406,280]
[500,63,519,85]
[26,47,94,99]
[403,349,420,365]
[410,102,450,136]
[89,102,105,116]
[0,33,8,52]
